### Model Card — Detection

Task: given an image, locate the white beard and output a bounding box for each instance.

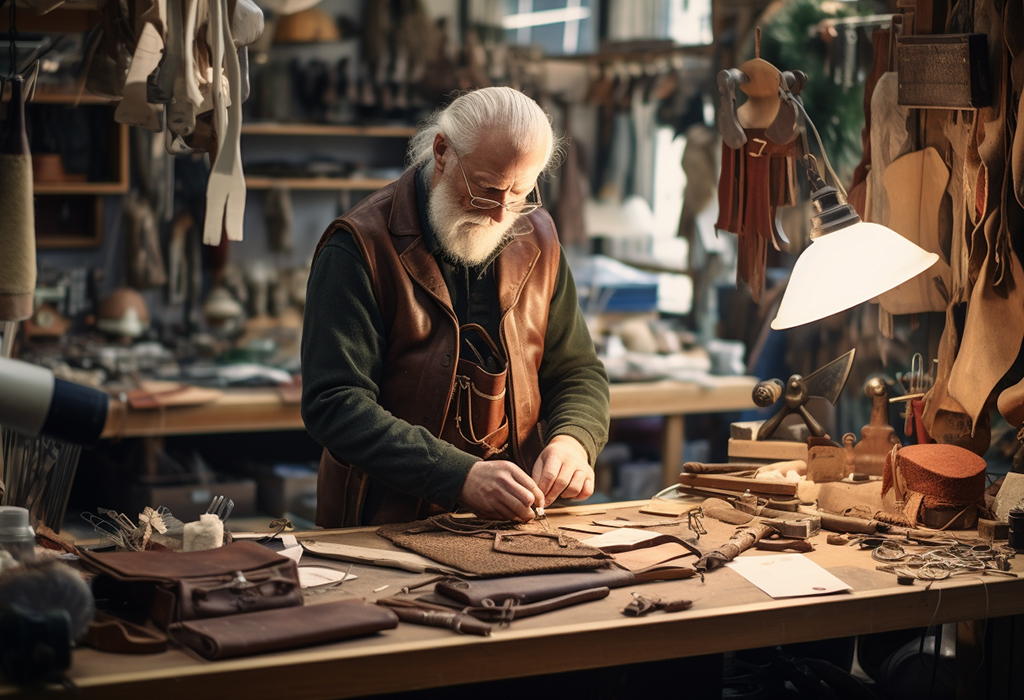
[428,173,520,266]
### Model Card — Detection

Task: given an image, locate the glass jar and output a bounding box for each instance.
[0,506,36,562]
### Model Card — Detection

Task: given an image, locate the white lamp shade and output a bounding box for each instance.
[771,221,940,330]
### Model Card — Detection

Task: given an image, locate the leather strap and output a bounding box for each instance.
[460,587,611,623]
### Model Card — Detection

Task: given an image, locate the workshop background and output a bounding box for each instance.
[1,0,1018,528]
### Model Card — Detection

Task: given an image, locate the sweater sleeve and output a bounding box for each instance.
[300,233,478,509]
[537,248,611,465]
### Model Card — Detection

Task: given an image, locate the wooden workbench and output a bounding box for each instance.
[100,376,759,487]
[3,501,1021,700]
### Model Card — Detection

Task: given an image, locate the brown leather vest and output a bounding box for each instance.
[311,168,561,526]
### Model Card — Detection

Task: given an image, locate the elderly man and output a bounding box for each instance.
[301,87,609,527]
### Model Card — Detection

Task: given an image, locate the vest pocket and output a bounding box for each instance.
[440,324,510,459]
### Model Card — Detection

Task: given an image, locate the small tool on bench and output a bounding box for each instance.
[622,593,693,617]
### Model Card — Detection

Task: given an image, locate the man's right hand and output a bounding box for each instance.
[458,460,545,522]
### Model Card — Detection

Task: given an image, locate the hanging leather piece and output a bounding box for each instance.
[865,72,913,226]
[1007,0,1024,208]
[715,56,800,303]
[948,5,1024,435]
[848,27,893,218]
[921,302,990,454]
[943,110,973,301]
[875,147,953,333]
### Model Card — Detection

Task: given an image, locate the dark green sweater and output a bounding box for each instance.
[301,171,610,510]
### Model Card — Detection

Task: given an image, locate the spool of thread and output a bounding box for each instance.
[0,78,37,322]
[183,513,225,552]
[1008,509,1024,552]
[752,378,784,407]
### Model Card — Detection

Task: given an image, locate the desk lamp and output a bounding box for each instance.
[770,153,940,330]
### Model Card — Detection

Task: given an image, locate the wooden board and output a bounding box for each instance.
[678,473,798,496]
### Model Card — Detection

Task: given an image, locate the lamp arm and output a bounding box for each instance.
[791,97,848,198]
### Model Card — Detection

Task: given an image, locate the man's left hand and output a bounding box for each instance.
[531,435,594,508]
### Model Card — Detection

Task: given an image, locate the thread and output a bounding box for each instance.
[183,513,225,551]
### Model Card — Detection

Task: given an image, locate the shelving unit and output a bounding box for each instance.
[241,123,416,138]
[7,88,131,247]
[244,176,396,191]
[240,121,414,193]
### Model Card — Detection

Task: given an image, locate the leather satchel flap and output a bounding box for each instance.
[80,541,292,582]
[174,561,303,622]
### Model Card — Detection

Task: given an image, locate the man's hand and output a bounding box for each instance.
[458,460,545,522]
[531,435,594,508]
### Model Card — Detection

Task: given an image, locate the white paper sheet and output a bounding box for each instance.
[726,554,852,599]
[298,566,357,589]
[279,544,303,563]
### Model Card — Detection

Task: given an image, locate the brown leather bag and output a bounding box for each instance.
[81,541,303,630]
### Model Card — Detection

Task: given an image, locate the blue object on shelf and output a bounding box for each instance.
[573,255,659,314]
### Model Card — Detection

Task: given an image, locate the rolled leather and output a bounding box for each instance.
[170,598,399,660]
[434,565,692,607]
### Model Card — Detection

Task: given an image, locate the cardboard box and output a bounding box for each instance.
[255,465,318,520]
[127,479,257,522]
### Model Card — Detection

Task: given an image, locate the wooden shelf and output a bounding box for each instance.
[241,123,417,138]
[245,176,396,191]
[30,91,114,105]
[32,116,130,197]
[34,180,129,194]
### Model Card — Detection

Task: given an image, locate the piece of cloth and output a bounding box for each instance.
[302,167,610,526]
[377,517,612,577]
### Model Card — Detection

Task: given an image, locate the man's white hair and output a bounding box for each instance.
[407,87,562,173]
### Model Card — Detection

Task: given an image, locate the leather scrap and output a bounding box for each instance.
[621,593,693,617]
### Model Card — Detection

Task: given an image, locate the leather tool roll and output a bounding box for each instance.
[434,566,697,607]
[81,541,303,630]
[416,587,612,623]
[170,599,399,660]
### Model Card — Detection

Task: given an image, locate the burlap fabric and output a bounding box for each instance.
[377,517,612,577]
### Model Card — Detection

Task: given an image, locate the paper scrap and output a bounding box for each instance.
[298,566,356,589]
[280,544,303,563]
[726,553,852,599]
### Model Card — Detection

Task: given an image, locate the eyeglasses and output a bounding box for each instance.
[450,146,543,214]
